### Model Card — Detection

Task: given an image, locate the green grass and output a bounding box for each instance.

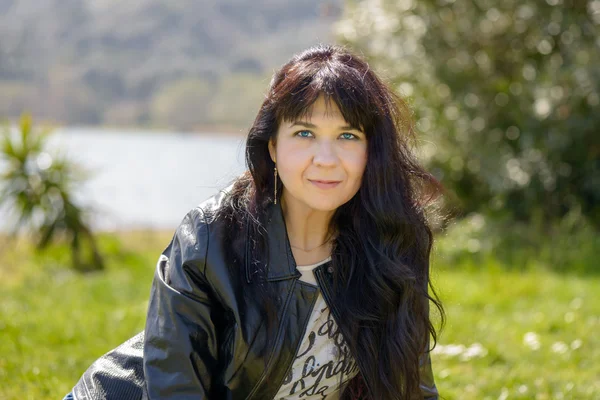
[429,266,599,399]
[1,232,599,399]
[0,231,172,399]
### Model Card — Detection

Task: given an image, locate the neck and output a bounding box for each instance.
[280,190,336,252]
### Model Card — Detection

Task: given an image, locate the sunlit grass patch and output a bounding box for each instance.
[430,268,600,399]
[0,230,171,398]
[0,231,598,398]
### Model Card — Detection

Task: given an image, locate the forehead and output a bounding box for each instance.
[282,95,347,125]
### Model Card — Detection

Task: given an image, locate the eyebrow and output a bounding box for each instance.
[290,120,362,131]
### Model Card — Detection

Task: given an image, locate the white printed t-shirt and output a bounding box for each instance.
[274,257,360,399]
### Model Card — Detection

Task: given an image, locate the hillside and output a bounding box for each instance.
[0,0,342,130]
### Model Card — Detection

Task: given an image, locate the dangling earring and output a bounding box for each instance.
[273,165,278,204]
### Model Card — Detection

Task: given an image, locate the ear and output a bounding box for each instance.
[268,138,276,163]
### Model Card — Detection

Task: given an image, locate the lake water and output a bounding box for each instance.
[0,127,248,232]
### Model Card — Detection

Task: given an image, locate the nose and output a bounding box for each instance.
[313,140,338,167]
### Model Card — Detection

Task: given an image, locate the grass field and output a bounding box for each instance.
[1,231,598,399]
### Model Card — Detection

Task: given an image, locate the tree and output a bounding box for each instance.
[208,72,270,129]
[0,114,104,271]
[336,0,600,226]
[150,78,214,131]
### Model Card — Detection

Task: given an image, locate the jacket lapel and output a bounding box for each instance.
[245,200,300,283]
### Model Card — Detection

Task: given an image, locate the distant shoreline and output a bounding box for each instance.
[4,119,248,137]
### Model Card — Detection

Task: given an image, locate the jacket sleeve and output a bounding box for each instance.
[417,341,439,399]
[143,208,219,399]
[417,273,439,400]
[71,331,146,400]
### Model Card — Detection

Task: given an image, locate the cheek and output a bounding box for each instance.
[347,147,368,179]
[276,143,309,180]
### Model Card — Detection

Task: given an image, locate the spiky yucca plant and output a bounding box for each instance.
[0,114,104,271]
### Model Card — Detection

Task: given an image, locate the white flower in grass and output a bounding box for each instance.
[432,343,487,361]
[434,344,466,357]
[569,297,583,309]
[497,387,509,400]
[460,343,488,361]
[551,341,569,354]
[518,384,528,394]
[523,332,541,350]
[570,339,582,350]
[564,312,575,323]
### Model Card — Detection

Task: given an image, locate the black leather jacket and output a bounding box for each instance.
[71,189,439,399]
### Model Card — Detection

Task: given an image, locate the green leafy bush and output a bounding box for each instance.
[336,0,600,226]
[0,114,104,271]
[435,207,598,275]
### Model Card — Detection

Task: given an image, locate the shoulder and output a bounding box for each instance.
[193,184,233,224]
[177,184,233,236]
[164,184,235,275]
[157,184,243,304]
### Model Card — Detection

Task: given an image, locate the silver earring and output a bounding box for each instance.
[274,165,278,204]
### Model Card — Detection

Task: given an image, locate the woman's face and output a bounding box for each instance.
[268,95,368,212]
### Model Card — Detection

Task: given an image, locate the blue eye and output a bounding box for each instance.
[296,130,313,138]
[340,133,358,140]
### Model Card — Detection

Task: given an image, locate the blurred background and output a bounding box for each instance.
[0,0,598,399]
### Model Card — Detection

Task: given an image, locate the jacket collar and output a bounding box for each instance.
[245,200,301,283]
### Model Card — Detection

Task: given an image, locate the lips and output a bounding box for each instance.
[309,179,341,189]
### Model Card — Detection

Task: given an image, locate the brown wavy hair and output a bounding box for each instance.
[217,44,445,399]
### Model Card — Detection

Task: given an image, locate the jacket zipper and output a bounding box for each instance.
[269,277,320,397]
[244,279,298,400]
[314,266,376,398]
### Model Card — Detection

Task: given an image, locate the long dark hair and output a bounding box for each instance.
[216,44,445,399]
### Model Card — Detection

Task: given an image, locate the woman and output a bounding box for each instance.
[66,44,445,400]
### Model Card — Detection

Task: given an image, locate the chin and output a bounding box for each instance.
[303,196,349,212]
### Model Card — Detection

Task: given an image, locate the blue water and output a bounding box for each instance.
[0,127,247,231]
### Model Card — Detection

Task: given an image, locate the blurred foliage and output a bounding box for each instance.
[208,73,272,129]
[0,114,104,271]
[336,0,600,226]
[0,0,341,130]
[150,78,215,131]
[436,208,599,275]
